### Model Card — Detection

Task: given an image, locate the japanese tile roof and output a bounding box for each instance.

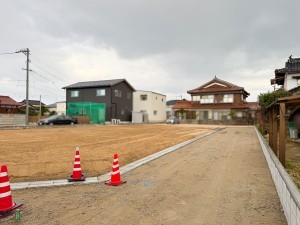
[19,100,45,106]
[275,56,300,75]
[46,103,57,108]
[62,79,135,91]
[166,100,179,105]
[187,76,249,96]
[0,96,21,106]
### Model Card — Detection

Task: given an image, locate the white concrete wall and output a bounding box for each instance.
[56,102,66,115]
[255,128,300,225]
[133,91,166,123]
[284,73,300,91]
[0,114,25,126]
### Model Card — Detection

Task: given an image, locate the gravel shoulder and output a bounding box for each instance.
[2,127,287,225]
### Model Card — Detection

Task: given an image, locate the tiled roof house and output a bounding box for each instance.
[271,56,300,94]
[0,96,21,114]
[173,76,256,124]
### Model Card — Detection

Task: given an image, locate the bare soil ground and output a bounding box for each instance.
[0,124,215,182]
[1,127,287,225]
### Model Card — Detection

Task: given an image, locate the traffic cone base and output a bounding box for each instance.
[0,165,23,217]
[0,202,23,217]
[105,180,127,186]
[105,154,126,186]
[67,173,86,182]
[67,147,85,182]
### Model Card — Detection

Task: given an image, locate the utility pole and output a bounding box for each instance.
[39,95,42,119]
[15,48,31,125]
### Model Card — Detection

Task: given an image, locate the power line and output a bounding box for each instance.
[0,52,15,55]
[30,54,70,83]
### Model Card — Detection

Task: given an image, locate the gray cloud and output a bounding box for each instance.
[1,0,300,103]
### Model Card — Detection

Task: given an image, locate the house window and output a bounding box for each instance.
[237,112,243,118]
[223,94,233,103]
[96,89,105,96]
[115,90,122,97]
[140,95,147,101]
[192,96,201,101]
[200,95,214,104]
[162,98,164,102]
[154,110,157,115]
[71,90,79,97]
[127,92,131,99]
[121,107,125,115]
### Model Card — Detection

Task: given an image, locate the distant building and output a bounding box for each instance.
[19,99,45,112]
[271,56,300,94]
[133,90,166,123]
[166,100,179,117]
[271,56,300,133]
[63,79,135,123]
[173,76,256,125]
[0,96,21,114]
[46,101,66,115]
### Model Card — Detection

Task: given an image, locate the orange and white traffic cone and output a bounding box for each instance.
[105,154,126,186]
[0,165,23,217]
[67,147,86,182]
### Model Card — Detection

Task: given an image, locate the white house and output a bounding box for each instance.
[46,101,66,115]
[133,91,166,123]
[56,101,66,115]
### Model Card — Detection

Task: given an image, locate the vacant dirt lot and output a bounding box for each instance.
[1,127,286,225]
[0,124,215,182]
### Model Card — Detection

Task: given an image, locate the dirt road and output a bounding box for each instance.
[2,127,286,224]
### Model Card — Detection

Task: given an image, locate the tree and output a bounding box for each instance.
[178,108,185,119]
[257,89,290,134]
[258,89,290,111]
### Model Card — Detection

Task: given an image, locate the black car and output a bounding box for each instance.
[38,115,78,125]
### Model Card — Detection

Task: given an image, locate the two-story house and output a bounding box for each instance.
[133,90,166,123]
[63,79,135,123]
[271,56,300,94]
[173,76,255,124]
[271,56,300,135]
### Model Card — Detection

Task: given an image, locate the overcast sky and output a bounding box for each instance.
[1,0,300,104]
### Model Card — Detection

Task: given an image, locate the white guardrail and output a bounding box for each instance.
[255,127,300,225]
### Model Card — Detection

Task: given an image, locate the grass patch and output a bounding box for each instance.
[285,160,300,190]
[285,160,296,170]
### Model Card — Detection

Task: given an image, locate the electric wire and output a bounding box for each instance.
[30,54,70,83]
[1,50,68,103]
[0,52,15,55]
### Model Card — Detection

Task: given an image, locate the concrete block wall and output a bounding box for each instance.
[0,114,26,125]
[255,127,300,225]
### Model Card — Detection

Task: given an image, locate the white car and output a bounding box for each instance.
[166,116,179,124]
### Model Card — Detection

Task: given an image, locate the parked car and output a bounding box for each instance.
[166,116,179,124]
[38,115,78,125]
